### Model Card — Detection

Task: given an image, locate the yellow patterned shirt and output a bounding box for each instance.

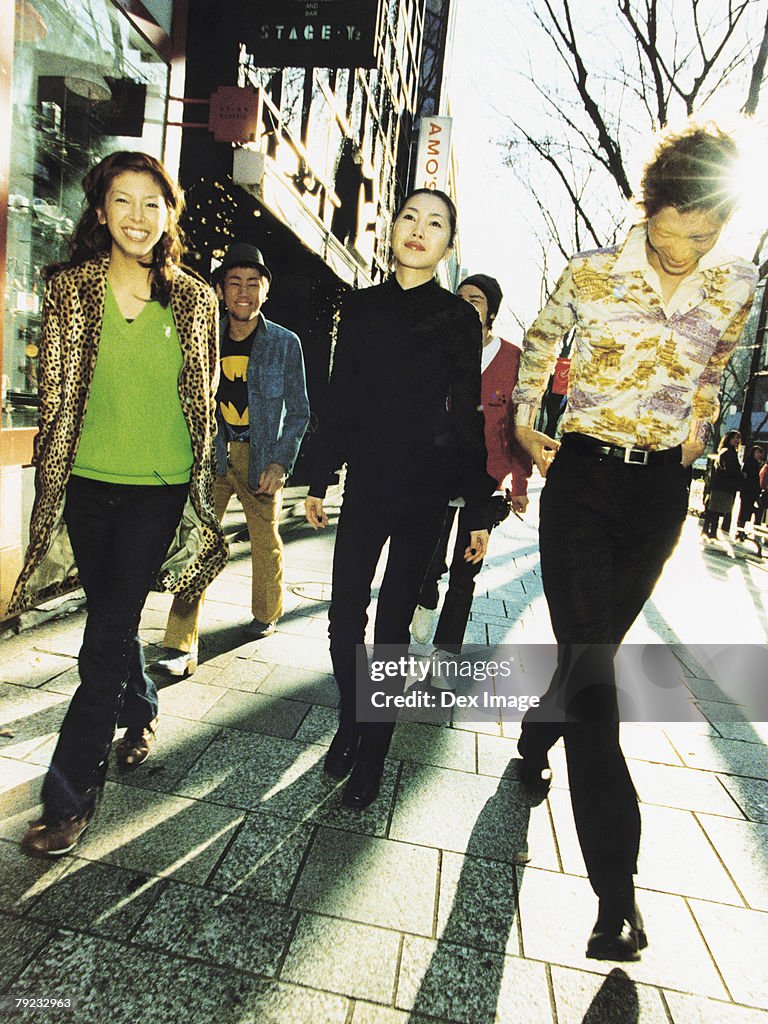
[512,224,758,448]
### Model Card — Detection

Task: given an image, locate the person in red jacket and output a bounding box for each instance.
[411,274,532,658]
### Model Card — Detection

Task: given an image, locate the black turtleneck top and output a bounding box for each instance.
[309,275,492,528]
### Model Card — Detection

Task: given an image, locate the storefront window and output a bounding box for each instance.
[3,0,169,428]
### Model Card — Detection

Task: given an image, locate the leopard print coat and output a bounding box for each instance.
[8,254,229,614]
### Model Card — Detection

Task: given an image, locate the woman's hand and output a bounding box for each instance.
[514,425,560,477]
[305,496,328,529]
[464,529,489,564]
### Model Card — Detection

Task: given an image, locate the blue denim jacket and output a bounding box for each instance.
[214,314,310,489]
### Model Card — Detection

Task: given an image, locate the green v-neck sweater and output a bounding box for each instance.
[72,286,193,485]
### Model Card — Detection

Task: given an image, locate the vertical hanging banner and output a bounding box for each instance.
[239,0,381,69]
[413,116,453,192]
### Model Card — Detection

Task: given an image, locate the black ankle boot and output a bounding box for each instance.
[341,758,384,810]
[324,726,361,779]
[586,899,647,961]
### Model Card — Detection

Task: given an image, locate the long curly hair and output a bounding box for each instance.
[45,151,186,306]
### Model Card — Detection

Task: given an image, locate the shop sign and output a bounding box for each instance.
[238,0,380,69]
[413,116,452,193]
[208,86,261,143]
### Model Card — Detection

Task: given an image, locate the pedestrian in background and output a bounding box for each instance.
[11,150,226,857]
[411,273,531,668]
[154,242,309,678]
[305,188,491,810]
[702,429,742,539]
[512,126,757,961]
[735,443,765,540]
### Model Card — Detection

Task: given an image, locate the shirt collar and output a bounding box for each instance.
[613,222,743,277]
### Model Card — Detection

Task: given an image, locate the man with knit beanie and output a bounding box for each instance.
[411,274,531,661]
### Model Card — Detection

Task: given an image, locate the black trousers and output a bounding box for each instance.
[42,475,188,821]
[328,473,450,761]
[519,439,689,899]
[418,500,506,653]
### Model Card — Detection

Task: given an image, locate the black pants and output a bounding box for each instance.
[42,475,188,821]
[519,439,689,899]
[328,474,450,761]
[418,499,506,653]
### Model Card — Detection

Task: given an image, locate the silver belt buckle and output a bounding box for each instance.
[624,447,649,465]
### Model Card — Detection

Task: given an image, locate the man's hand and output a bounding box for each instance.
[680,439,706,469]
[255,462,287,495]
[514,425,560,478]
[507,492,529,515]
[305,496,328,529]
[464,529,489,565]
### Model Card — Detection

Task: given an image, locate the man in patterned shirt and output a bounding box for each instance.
[512,126,758,961]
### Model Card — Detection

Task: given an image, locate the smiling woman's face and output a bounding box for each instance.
[391,192,453,273]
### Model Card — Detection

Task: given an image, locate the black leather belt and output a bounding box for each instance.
[563,433,681,466]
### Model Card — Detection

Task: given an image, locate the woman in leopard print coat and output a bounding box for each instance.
[15,151,227,858]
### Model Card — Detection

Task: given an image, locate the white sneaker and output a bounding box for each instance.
[411,604,439,645]
[153,648,198,678]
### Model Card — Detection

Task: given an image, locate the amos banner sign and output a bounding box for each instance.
[242,0,381,69]
[413,116,452,193]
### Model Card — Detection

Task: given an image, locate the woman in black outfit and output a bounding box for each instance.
[702,429,742,538]
[736,444,765,538]
[305,189,491,809]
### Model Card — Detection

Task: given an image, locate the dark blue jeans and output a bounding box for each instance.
[42,475,188,822]
[519,437,689,899]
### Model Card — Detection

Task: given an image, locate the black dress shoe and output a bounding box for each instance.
[341,759,384,810]
[324,726,361,779]
[586,903,648,961]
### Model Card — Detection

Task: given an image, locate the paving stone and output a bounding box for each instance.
[38,665,80,696]
[696,813,768,910]
[628,760,745,817]
[551,964,668,1023]
[26,859,164,938]
[396,935,552,1023]
[292,827,437,935]
[52,781,245,884]
[674,734,768,779]
[240,632,333,673]
[666,992,768,1023]
[518,870,727,998]
[351,1005,413,1024]
[718,775,768,824]
[618,722,685,765]
[281,915,399,1003]
[197,656,275,693]
[689,899,768,1006]
[149,679,228,721]
[139,882,297,975]
[388,721,476,772]
[0,838,70,914]
[12,930,349,1023]
[477,733,566,779]
[437,851,520,955]
[209,810,314,902]
[202,688,310,739]
[0,684,69,760]
[0,651,76,690]
[258,664,339,707]
[708,721,768,744]
[294,704,339,746]
[390,763,557,869]
[548,792,742,903]
[0,911,54,987]
[0,756,46,820]
[176,728,398,835]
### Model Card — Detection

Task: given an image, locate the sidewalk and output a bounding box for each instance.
[1,477,768,1024]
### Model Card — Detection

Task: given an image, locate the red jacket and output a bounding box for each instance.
[481,339,532,494]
